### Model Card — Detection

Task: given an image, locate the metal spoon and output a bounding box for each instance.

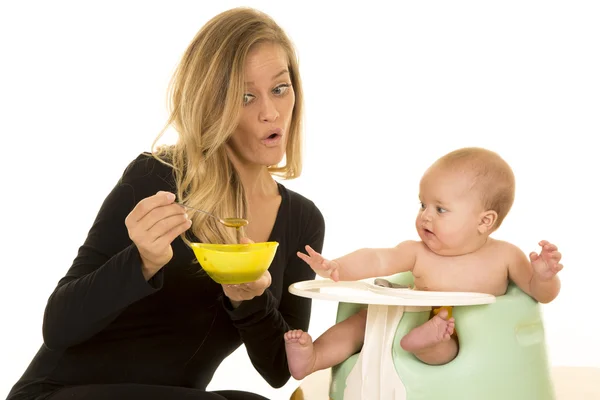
[373,278,412,289]
[178,203,248,229]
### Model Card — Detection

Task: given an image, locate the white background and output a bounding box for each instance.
[1,1,598,399]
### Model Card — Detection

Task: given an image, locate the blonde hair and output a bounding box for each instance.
[151,7,304,245]
[434,147,516,230]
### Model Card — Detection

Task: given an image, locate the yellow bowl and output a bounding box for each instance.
[189,241,279,284]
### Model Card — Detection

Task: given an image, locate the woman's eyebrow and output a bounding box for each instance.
[245,69,289,85]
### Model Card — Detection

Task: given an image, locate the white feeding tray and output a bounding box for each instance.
[289,279,496,306]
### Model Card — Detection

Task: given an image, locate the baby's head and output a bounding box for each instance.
[416,147,515,256]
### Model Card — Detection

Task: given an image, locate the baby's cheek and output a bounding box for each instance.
[436,228,461,246]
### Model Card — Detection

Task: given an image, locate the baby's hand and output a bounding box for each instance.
[530,240,563,281]
[297,245,341,281]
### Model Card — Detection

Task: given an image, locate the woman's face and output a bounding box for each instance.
[227,42,295,168]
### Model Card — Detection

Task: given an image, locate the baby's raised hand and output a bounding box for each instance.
[297,245,341,281]
[530,240,563,281]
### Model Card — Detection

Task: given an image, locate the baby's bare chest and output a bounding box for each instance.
[412,253,508,295]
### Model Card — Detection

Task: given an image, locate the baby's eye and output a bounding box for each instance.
[437,207,447,213]
[420,202,426,209]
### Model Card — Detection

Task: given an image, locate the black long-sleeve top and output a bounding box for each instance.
[7,153,325,400]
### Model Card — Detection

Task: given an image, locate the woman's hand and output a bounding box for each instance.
[125,191,192,280]
[222,237,272,308]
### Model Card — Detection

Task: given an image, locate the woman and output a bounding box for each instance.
[7,7,325,400]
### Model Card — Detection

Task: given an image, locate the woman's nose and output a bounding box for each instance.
[259,97,279,122]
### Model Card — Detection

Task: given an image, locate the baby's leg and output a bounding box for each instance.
[399,308,458,365]
[284,308,367,380]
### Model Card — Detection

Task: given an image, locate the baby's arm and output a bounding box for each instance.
[297,240,419,282]
[507,240,562,303]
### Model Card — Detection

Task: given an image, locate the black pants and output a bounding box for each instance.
[47,384,270,400]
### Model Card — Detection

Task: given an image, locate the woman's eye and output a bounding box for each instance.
[273,84,291,96]
[243,94,254,105]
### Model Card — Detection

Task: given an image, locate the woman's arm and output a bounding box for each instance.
[42,156,168,350]
[221,202,325,388]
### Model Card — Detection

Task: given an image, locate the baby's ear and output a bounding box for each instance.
[478,210,498,234]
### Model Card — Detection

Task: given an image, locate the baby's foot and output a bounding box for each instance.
[284,329,316,380]
[400,309,455,352]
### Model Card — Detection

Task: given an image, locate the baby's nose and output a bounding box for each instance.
[420,207,433,221]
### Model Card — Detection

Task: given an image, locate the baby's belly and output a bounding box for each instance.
[413,275,507,296]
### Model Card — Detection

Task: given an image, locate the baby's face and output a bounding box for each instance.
[415,167,486,256]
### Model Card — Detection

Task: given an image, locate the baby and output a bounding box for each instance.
[284,147,563,380]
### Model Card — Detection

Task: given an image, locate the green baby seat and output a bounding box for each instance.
[329,272,556,400]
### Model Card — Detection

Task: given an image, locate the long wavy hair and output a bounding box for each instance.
[151,7,304,245]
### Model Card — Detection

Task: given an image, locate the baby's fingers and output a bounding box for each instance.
[529,252,540,263]
[330,269,340,282]
[540,241,558,253]
[553,263,564,273]
[297,251,328,270]
[305,245,323,260]
[296,251,315,266]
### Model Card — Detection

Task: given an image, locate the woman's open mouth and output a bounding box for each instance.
[261,129,282,146]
